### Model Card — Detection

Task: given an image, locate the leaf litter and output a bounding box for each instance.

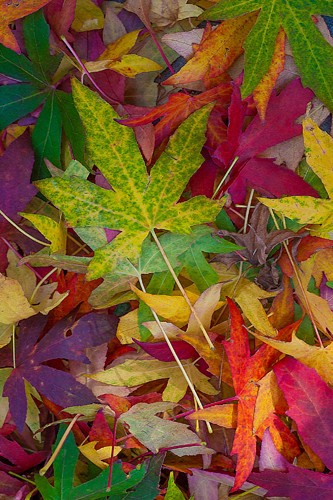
[0,2,333,499]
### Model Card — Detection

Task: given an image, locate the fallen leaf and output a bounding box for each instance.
[119,402,213,456]
[253,28,286,120]
[202,0,333,111]
[274,356,333,470]
[79,441,121,469]
[149,0,203,27]
[3,311,117,432]
[120,83,231,154]
[259,117,333,238]
[0,0,52,52]
[36,80,224,280]
[87,357,219,403]
[71,0,104,32]
[164,14,257,89]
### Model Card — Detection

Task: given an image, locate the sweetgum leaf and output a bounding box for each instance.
[202,0,333,110]
[36,80,225,279]
[3,312,117,432]
[34,425,147,500]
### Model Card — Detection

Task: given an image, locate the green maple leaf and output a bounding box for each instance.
[201,0,333,111]
[36,80,224,280]
[34,425,146,500]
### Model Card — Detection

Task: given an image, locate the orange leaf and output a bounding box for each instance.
[0,0,52,52]
[258,414,301,462]
[163,13,258,89]
[187,403,238,428]
[230,383,258,493]
[222,299,300,490]
[269,274,294,330]
[121,83,231,156]
[178,332,233,384]
[253,28,286,121]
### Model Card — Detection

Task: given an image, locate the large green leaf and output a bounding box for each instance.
[34,425,146,500]
[36,80,225,279]
[32,91,62,179]
[0,84,47,129]
[23,10,62,82]
[202,0,333,110]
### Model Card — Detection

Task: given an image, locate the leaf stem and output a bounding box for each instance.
[29,268,58,306]
[268,207,324,347]
[137,274,213,433]
[60,36,119,105]
[0,210,50,247]
[39,413,82,476]
[12,324,16,369]
[212,157,238,199]
[150,229,215,350]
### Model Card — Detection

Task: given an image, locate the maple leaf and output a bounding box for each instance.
[0,435,46,473]
[274,356,333,470]
[213,79,317,203]
[36,80,225,280]
[35,425,147,499]
[0,0,52,52]
[163,13,258,89]
[3,311,117,432]
[119,402,213,456]
[88,357,218,403]
[250,428,333,500]
[253,331,333,385]
[208,299,298,491]
[120,83,231,154]
[260,117,333,238]
[202,0,333,111]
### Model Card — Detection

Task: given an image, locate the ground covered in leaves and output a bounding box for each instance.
[1,1,333,499]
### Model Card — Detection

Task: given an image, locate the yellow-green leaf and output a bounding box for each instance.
[20,213,67,253]
[36,80,224,279]
[87,358,218,403]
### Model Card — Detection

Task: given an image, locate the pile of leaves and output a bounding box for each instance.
[1,0,333,498]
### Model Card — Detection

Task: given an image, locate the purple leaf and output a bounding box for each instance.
[4,311,117,432]
[250,463,333,500]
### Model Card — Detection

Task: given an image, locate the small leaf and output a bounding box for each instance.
[71,0,104,32]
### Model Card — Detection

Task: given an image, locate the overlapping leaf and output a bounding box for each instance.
[36,80,225,280]
[202,0,333,111]
[35,425,147,499]
[3,311,117,432]
[260,117,333,238]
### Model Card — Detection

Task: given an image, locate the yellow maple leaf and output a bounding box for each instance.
[253,331,333,385]
[85,30,162,78]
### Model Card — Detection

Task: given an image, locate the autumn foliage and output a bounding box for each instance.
[1,1,333,499]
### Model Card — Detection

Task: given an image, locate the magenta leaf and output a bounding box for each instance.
[274,357,333,470]
[0,435,46,473]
